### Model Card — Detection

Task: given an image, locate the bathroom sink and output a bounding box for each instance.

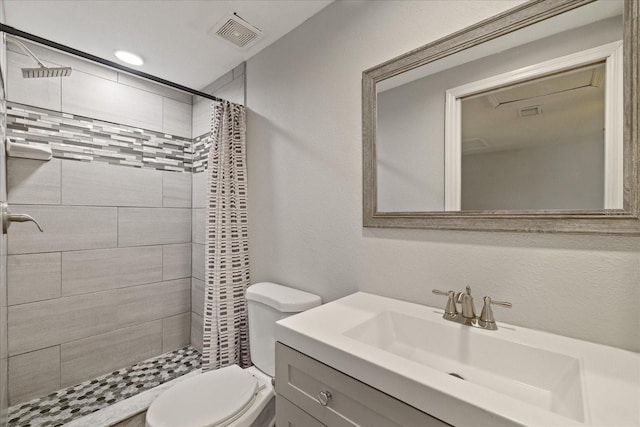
[344,310,584,422]
[276,292,640,427]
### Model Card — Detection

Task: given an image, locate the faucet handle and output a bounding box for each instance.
[490,299,512,309]
[479,296,512,330]
[432,289,458,319]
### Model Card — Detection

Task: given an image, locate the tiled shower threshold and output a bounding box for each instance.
[8,346,201,427]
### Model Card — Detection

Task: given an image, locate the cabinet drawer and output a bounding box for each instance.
[277,395,326,427]
[276,342,449,427]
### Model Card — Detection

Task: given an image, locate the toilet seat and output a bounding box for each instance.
[146,365,260,427]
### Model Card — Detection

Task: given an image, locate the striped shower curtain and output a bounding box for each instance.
[201,100,251,372]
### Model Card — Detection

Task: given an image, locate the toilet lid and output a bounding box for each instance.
[146,365,259,427]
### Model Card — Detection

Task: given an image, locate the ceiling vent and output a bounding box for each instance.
[211,13,263,49]
[518,105,542,118]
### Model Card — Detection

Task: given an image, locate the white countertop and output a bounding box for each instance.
[275,292,640,427]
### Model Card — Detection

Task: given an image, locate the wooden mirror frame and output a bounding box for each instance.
[362,0,639,235]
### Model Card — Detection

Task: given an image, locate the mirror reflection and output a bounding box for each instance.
[375,0,623,213]
[461,63,606,211]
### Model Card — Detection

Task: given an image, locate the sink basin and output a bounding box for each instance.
[276,292,640,426]
[344,310,585,422]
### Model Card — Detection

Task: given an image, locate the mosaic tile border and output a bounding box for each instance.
[6,103,194,172]
[192,131,212,173]
[7,346,201,427]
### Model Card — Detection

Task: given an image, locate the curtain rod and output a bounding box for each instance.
[0,24,224,103]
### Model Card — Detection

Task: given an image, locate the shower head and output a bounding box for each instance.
[8,37,72,79]
[22,66,72,78]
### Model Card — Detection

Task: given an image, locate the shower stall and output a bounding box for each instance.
[0,29,245,427]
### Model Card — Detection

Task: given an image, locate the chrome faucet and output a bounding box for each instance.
[432,286,511,331]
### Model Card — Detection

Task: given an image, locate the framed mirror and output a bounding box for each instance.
[362,0,639,235]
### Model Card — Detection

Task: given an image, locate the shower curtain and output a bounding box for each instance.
[201,100,251,372]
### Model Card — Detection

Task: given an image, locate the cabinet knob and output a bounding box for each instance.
[318,390,332,406]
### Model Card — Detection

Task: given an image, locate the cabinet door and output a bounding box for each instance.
[276,343,449,427]
[277,395,326,427]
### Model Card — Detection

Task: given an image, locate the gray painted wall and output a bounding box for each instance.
[462,139,604,210]
[245,0,639,352]
[377,79,445,211]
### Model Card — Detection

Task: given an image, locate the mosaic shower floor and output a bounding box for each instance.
[8,346,201,427]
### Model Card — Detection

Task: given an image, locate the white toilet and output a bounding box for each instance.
[145,282,322,427]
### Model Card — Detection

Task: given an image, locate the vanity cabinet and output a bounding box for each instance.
[275,343,449,427]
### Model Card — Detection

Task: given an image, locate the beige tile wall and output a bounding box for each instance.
[162,244,192,280]
[191,243,205,282]
[60,321,163,387]
[8,253,61,305]
[7,205,118,254]
[118,208,191,247]
[6,51,60,111]
[190,313,203,354]
[190,172,206,352]
[61,161,163,207]
[8,346,60,405]
[163,173,192,208]
[191,279,205,319]
[162,313,191,352]
[7,158,61,205]
[6,158,192,405]
[62,71,164,132]
[6,42,192,139]
[190,178,205,352]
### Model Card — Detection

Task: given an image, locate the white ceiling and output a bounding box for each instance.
[462,64,605,154]
[2,0,332,90]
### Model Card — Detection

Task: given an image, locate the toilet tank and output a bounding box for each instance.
[246,282,321,376]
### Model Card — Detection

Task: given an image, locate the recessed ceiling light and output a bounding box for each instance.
[114,50,144,66]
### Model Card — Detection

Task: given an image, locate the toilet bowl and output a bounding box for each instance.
[145,365,273,427]
[145,282,322,427]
